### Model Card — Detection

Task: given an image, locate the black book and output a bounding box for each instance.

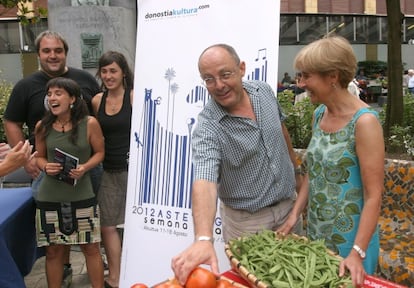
[53,148,79,186]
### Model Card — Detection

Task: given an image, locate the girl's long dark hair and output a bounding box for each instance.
[36,77,89,145]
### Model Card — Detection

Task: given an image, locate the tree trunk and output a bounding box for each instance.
[384,0,404,140]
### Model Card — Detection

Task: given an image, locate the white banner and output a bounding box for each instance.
[121,1,280,286]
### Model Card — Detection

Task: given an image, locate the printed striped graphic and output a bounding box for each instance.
[132,50,268,208]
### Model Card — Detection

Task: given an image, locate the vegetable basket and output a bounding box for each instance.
[224,230,352,288]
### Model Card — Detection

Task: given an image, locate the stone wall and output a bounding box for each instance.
[47,0,136,76]
[378,158,413,286]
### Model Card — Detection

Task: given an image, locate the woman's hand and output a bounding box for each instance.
[43,162,62,176]
[69,165,86,180]
[339,252,366,287]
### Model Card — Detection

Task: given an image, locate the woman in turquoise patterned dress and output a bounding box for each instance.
[278,36,384,287]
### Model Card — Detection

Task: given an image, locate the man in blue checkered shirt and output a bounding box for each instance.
[172,44,303,285]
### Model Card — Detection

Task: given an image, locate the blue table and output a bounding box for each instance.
[0,187,37,288]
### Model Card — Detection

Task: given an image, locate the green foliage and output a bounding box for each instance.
[0,0,47,25]
[278,90,317,149]
[357,60,387,78]
[281,89,414,159]
[380,94,414,157]
[387,126,414,156]
[0,74,12,142]
[0,73,29,143]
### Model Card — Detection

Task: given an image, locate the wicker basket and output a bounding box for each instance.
[224,231,344,288]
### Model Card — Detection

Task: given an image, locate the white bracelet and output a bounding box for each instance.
[352,244,366,259]
[196,236,213,242]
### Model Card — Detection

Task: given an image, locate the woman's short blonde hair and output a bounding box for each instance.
[294,35,357,89]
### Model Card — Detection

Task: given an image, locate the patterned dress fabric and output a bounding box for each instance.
[306,105,379,274]
[295,147,413,285]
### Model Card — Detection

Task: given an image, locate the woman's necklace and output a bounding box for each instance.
[56,119,71,133]
[108,101,117,113]
[107,89,125,114]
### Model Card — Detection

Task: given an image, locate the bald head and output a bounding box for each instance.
[198,44,240,72]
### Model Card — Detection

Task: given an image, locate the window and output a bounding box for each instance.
[280,15,298,44]
[355,16,382,43]
[0,19,47,53]
[379,17,388,43]
[297,15,327,43]
[406,18,414,44]
[328,15,354,42]
[0,21,20,53]
[280,14,414,45]
[21,18,48,52]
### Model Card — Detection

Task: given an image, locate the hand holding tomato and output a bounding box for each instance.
[171,240,219,285]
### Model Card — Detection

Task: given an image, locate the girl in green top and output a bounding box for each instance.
[34,77,105,288]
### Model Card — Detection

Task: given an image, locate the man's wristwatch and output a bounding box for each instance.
[294,166,303,175]
[352,244,366,259]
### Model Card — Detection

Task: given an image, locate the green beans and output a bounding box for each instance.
[228,230,352,288]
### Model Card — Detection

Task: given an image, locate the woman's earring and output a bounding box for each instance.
[70,103,74,109]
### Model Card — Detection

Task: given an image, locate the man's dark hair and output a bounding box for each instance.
[35,30,69,55]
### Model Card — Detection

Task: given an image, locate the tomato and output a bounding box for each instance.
[153,279,183,288]
[154,283,183,288]
[216,279,235,288]
[185,267,217,288]
[153,284,170,288]
[130,283,148,288]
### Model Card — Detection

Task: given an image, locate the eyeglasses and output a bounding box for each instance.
[202,71,236,87]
